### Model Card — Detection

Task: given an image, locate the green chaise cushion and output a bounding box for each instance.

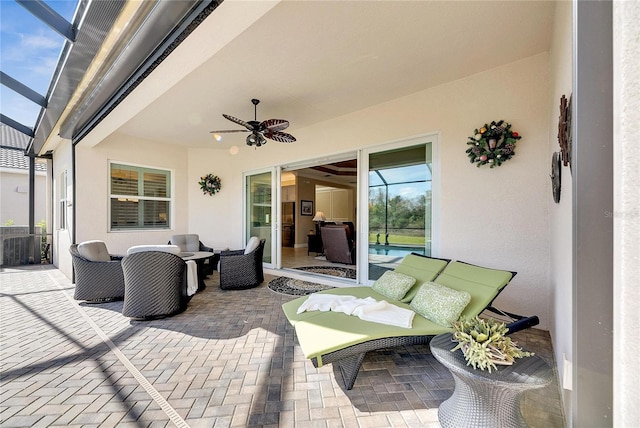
[282,287,450,365]
[392,254,450,302]
[281,257,515,367]
[434,261,514,319]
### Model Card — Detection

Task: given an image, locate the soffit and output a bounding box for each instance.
[111,0,555,149]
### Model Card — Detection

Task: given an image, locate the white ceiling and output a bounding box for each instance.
[114,0,555,149]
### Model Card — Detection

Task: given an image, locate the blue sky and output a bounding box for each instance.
[369,164,431,199]
[1,0,78,128]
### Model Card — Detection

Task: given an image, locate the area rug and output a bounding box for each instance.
[294,266,356,279]
[267,276,335,296]
[267,266,355,296]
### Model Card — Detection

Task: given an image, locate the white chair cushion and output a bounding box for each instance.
[127,245,181,255]
[170,234,200,252]
[78,240,111,262]
[244,236,261,255]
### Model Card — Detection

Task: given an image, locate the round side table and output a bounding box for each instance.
[430,333,553,428]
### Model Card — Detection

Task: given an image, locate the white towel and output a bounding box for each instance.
[353,300,415,329]
[186,260,198,296]
[297,293,414,328]
[296,294,358,313]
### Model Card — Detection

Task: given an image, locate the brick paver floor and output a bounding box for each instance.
[1,265,564,427]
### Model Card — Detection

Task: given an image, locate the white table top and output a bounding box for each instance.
[180,251,215,260]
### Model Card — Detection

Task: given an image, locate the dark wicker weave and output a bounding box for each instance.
[310,314,539,390]
[219,239,265,290]
[312,335,433,390]
[69,244,125,303]
[121,251,189,320]
[168,237,217,276]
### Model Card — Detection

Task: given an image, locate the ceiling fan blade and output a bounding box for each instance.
[223,114,254,130]
[260,119,289,132]
[265,130,296,143]
[209,129,249,134]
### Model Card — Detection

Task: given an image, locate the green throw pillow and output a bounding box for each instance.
[372,271,416,301]
[410,282,471,327]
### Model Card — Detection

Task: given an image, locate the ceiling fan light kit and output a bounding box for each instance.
[210,99,296,148]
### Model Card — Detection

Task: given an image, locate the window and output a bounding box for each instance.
[110,163,171,230]
[59,170,67,230]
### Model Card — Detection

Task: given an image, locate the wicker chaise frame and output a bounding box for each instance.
[310,308,539,390]
[289,259,540,390]
[69,244,125,303]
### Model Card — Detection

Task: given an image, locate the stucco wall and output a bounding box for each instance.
[74,135,190,257]
[0,170,47,225]
[186,54,552,328]
[547,0,573,420]
[52,139,74,278]
[63,53,551,327]
[613,1,640,425]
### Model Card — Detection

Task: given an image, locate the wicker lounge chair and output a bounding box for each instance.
[168,234,217,276]
[282,254,539,389]
[69,241,125,303]
[219,237,265,290]
[121,251,189,320]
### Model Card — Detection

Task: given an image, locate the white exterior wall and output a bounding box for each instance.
[613,1,640,425]
[0,169,47,225]
[187,54,552,328]
[52,139,74,278]
[74,134,190,256]
[547,0,574,422]
[58,54,551,328]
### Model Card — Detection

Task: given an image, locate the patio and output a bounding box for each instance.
[1,265,564,427]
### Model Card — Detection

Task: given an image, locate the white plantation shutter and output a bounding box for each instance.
[110,163,171,230]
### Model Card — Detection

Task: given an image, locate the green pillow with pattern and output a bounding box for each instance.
[371,271,416,301]
[410,282,471,327]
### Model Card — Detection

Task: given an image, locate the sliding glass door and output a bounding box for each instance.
[245,170,274,265]
[367,143,433,280]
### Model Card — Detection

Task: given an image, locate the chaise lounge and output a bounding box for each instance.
[282,253,539,389]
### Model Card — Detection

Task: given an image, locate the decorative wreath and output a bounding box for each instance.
[466,120,522,168]
[198,173,221,196]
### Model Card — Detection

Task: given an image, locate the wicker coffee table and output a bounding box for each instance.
[430,333,553,428]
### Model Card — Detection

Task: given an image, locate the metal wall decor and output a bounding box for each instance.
[558,94,572,170]
[550,152,561,203]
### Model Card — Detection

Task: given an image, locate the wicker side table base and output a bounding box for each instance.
[430,333,553,428]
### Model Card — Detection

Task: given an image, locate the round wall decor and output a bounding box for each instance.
[199,174,221,196]
[466,120,522,168]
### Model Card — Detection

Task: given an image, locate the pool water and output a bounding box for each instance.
[368,244,426,257]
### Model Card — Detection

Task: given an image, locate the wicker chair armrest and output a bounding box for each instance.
[199,242,214,252]
[221,249,245,257]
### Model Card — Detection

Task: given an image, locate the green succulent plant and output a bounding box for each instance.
[450,316,533,373]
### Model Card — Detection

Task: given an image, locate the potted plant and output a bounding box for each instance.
[451,316,533,372]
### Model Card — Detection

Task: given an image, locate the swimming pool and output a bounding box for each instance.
[368,244,427,257]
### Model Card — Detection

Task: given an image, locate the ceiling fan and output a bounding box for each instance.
[210,99,296,147]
